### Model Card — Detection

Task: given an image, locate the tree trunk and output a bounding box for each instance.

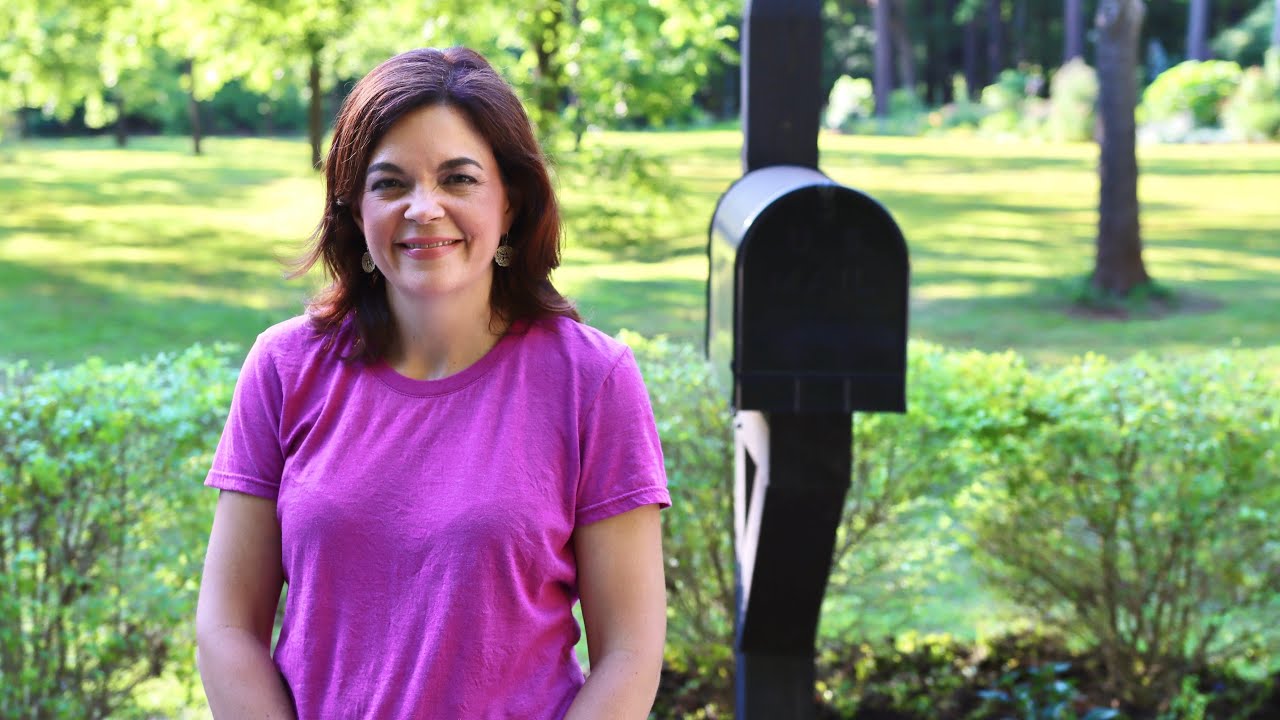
[891,1,917,99]
[531,0,566,142]
[1186,0,1210,61]
[873,0,893,116]
[1272,0,1279,50]
[114,95,127,147]
[1093,0,1150,297]
[986,0,1002,84]
[184,59,202,156]
[1011,0,1027,64]
[308,44,323,170]
[1065,0,1085,62]
[964,14,980,99]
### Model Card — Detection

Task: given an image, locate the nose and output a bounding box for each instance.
[404,185,445,224]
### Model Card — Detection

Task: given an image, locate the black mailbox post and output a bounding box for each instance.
[709,1,910,717]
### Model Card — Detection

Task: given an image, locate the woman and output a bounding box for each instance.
[195,47,669,719]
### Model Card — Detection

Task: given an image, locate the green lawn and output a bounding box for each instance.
[2,132,1278,366]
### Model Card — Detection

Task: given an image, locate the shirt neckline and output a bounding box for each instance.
[368,321,526,397]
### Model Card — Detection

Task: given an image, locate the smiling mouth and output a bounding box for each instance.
[399,239,462,250]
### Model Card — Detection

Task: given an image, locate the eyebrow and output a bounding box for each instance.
[366,157,484,176]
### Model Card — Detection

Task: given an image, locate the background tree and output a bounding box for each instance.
[1066,0,1086,62]
[1188,0,1213,59]
[873,0,894,115]
[1274,0,1280,48]
[1093,0,1150,297]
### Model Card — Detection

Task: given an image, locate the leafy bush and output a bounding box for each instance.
[824,75,875,131]
[632,334,1279,715]
[1048,59,1099,142]
[959,351,1280,711]
[0,347,235,718]
[1222,52,1280,141]
[822,344,1030,640]
[978,67,1049,139]
[1141,60,1245,128]
[622,332,736,712]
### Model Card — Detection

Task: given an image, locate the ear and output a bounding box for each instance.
[503,185,520,235]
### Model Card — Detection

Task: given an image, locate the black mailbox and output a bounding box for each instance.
[708,165,910,414]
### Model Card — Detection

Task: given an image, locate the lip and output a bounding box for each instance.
[396,236,463,260]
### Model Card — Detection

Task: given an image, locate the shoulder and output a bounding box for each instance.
[519,316,634,378]
[242,314,349,382]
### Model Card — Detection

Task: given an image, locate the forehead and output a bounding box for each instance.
[368,104,495,166]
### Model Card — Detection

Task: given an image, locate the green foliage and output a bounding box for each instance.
[822,344,1029,640]
[557,143,683,251]
[1211,0,1276,68]
[978,67,1049,139]
[0,346,236,718]
[619,331,735,706]
[1048,59,1098,143]
[974,662,1121,720]
[1156,676,1209,720]
[818,632,973,718]
[1142,60,1245,128]
[824,75,875,131]
[958,350,1280,710]
[1222,52,1280,142]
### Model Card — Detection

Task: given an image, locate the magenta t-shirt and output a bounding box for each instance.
[205,314,670,719]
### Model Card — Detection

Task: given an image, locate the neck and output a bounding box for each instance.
[385,290,506,381]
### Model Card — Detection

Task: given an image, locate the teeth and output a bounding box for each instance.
[404,240,457,250]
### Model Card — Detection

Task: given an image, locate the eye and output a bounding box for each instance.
[444,173,478,186]
[370,177,403,191]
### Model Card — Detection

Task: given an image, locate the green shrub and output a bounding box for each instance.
[621,331,736,710]
[824,75,875,131]
[0,347,236,718]
[1048,59,1099,143]
[978,67,1049,139]
[1222,50,1280,142]
[959,351,1280,711]
[1142,60,1245,128]
[822,344,1032,639]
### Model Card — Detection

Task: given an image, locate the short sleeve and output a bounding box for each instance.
[575,348,671,526]
[205,334,286,499]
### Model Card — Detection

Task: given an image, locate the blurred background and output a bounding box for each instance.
[2,1,1278,718]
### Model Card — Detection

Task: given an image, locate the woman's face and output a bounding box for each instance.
[354,104,513,314]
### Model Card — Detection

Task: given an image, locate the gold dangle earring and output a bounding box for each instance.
[493,234,515,267]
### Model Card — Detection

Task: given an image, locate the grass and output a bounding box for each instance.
[2,132,1279,367]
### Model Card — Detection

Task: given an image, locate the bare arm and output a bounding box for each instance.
[196,490,296,719]
[564,504,667,720]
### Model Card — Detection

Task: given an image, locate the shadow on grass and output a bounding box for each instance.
[0,254,304,366]
[569,274,705,343]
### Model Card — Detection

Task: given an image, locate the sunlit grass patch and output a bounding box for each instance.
[2,132,1278,366]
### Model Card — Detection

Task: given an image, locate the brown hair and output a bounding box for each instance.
[295,46,579,361]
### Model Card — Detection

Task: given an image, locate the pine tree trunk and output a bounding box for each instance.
[1186,0,1210,61]
[891,2,917,98]
[184,59,202,156]
[986,0,1002,84]
[1065,0,1084,62]
[873,0,893,116]
[1011,0,1027,64]
[1271,0,1279,50]
[308,45,323,170]
[1093,0,1150,297]
[964,15,980,99]
[114,95,127,147]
